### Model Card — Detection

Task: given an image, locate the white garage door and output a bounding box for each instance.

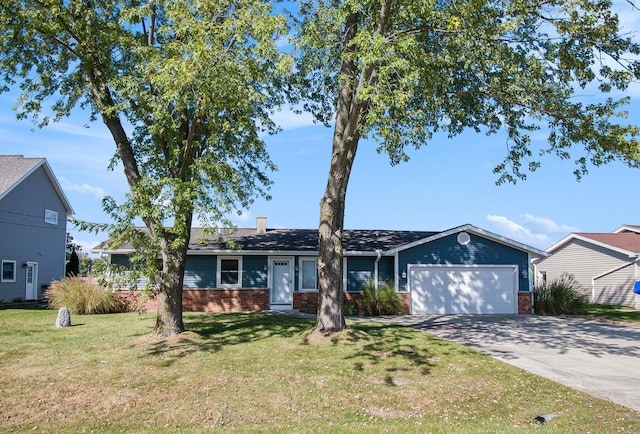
[410,265,518,314]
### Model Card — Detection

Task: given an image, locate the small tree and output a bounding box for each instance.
[65,248,80,277]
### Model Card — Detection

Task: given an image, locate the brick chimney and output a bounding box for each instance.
[256,215,267,233]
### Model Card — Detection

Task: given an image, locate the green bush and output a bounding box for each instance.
[361,280,402,316]
[46,276,123,315]
[534,273,589,315]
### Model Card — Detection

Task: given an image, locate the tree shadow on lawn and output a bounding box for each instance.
[139,314,438,378]
[327,322,438,378]
[139,312,316,363]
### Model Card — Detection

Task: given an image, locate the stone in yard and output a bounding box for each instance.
[55,307,71,328]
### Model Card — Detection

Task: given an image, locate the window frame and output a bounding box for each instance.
[217,256,242,288]
[44,209,59,225]
[299,257,318,292]
[1,260,17,283]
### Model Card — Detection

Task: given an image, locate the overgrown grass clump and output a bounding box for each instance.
[46,276,122,314]
[534,273,589,315]
[361,280,402,315]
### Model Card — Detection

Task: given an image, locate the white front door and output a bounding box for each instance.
[271,259,293,309]
[25,262,38,300]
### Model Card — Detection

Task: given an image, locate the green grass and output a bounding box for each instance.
[576,304,640,324]
[0,310,638,433]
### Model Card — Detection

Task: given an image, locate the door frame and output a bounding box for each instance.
[269,256,293,309]
[25,262,39,300]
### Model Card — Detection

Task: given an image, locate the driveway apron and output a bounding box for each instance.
[367,314,640,412]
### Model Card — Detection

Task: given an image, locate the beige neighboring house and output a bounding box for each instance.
[534,225,640,309]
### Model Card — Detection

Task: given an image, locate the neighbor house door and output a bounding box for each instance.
[270,258,292,309]
[25,262,38,300]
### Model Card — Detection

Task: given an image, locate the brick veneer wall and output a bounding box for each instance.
[120,289,270,313]
[518,291,533,314]
[123,289,532,315]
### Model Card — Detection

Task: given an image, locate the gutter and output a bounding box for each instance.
[374,249,382,289]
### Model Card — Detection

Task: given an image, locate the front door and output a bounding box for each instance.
[271,259,292,309]
[25,262,38,300]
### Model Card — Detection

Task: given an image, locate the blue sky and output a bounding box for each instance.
[1,2,639,254]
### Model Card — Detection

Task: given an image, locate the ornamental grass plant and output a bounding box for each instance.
[46,276,122,315]
[361,280,402,316]
[534,273,589,315]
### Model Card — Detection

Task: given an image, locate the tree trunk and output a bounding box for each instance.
[315,12,362,333]
[153,250,187,337]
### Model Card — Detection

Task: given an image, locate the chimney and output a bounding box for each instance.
[256,215,267,233]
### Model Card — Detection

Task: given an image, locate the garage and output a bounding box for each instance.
[409,265,518,314]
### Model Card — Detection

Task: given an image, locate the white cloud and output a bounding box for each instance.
[73,239,102,258]
[486,214,581,249]
[519,214,580,234]
[485,215,552,249]
[59,177,108,199]
[271,108,319,130]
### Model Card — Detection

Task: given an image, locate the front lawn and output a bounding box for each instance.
[0,309,637,432]
[576,304,640,325]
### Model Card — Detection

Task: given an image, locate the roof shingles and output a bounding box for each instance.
[575,232,640,254]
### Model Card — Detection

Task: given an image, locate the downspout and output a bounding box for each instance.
[374,249,382,289]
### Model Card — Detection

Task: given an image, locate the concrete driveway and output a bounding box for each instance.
[368,314,640,412]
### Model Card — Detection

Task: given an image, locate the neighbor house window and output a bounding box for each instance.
[44,209,58,225]
[1,261,16,282]
[218,257,242,287]
[300,258,318,291]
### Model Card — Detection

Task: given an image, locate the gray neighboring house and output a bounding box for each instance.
[534,225,640,309]
[0,155,74,302]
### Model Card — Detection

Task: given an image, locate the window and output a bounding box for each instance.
[44,209,58,225]
[300,258,318,291]
[218,257,242,287]
[1,261,16,282]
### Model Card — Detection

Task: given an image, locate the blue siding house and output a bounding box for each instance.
[94,216,547,315]
[0,155,74,302]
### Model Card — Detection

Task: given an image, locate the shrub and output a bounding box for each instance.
[361,280,402,316]
[46,276,123,315]
[534,273,589,315]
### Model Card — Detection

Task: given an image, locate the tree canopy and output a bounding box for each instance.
[291,0,640,331]
[0,0,288,336]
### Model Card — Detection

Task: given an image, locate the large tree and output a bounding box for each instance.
[293,0,640,332]
[0,0,288,336]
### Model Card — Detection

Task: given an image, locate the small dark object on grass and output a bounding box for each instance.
[534,413,557,424]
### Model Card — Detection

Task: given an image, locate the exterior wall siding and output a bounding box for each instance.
[397,233,530,292]
[242,255,268,288]
[0,166,68,301]
[535,239,633,298]
[593,263,638,307]
[346,256,375,292]
[184,256,216,289]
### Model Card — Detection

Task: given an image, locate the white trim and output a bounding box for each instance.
[217,256,242,288]
[1,260,17,283]
[613,225,640,234]
[342,256,348,293]
[298,257,318,292]
[386,224,548,258]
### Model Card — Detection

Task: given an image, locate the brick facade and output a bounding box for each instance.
[518,291,533,314]
[125,289,533,315]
